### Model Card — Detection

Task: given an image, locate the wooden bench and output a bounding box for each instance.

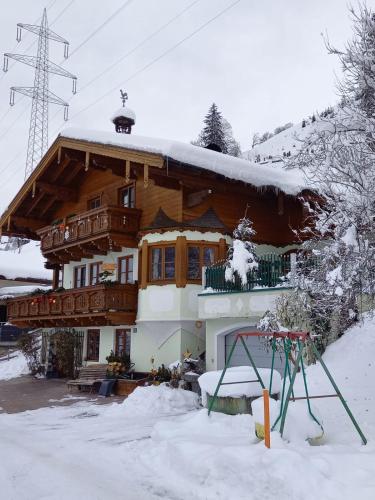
[67,364,108,393]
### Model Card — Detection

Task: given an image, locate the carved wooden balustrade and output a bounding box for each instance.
[6,283,138,328]
[37,205,141,256]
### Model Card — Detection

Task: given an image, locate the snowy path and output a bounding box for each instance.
[1,317,375,499]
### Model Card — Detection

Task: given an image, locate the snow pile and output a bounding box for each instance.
[252,396,323,442]
[111,384,199,417]
[199,366,281,400]
[60,127,308,195]
[0,316,375,499]
[0,351,29,380]
[110,106,136,123]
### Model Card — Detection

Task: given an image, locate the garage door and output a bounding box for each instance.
[225,329,285,374]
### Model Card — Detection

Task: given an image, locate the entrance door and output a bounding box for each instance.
[225,329,285,374]
[115,329,131,356]
[87,329,100,362]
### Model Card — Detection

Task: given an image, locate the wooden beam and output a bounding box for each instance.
[63,160,84,185]
[175,236,187,288]
[125,159,130,183]
[36,181,78,202]
[140,240,148,289]
[39,196,58,218]
[12,215,48,230]
[26,192,45,216]
[49,154,71,183]
[144,164,149,188]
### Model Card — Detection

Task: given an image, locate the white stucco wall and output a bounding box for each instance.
[137,284,202,322]
[62,247,138,289]
[131,320,205,372]
[198,288,291,320]
[140,230,232,245]
[201,289,292,371]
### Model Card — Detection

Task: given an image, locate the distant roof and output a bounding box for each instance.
[60,127,309,196]
[146,207,229,233]
[0,241,51,282]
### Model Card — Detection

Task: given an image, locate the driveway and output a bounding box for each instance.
[0,376,124,413]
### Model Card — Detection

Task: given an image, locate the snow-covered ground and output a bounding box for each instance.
[0,351,29,380]
[1,316,375,499]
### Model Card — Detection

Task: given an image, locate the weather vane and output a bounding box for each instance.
[120,89,128,107]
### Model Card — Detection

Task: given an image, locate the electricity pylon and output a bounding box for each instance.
[3,8,77,179]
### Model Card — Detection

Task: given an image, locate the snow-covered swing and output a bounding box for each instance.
[207,331,367,445]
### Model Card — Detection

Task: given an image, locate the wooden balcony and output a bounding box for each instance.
[6,283,138,328]
[37,205,141,263]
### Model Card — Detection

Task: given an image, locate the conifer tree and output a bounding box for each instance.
[195,103,227,152]
[225,218,258,285]
[193,103,241,156]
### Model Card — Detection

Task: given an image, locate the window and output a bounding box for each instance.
[187,245,216,280]
[118,256,134,284]
[58,266,64,288]
[115,329,131,356]
[88,196,101,210]
[89,262,101,286]
[87,329,100,361]
[120,185,135,208]
[150,246,175,281]
[74,265,86,288]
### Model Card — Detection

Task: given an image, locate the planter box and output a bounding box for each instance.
[114,372,150,396]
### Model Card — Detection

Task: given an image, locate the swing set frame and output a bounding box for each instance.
[207,331,367,445]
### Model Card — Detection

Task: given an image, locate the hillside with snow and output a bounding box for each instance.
[244,109,335,167]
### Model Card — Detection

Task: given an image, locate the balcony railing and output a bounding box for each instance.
[37,205,141,252]
[204,254,293,293]
[6,283,138,327]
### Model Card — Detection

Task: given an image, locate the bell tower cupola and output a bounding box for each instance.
[111,90,136,134]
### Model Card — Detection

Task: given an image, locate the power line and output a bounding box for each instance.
[0,0,61,124]
[64,0,134,61]
[0,0,60,83]
[79,0,201,94]
[0,0,76,135]
[65,0,242,124]
[49,0,201,126]
[0,0,242,191]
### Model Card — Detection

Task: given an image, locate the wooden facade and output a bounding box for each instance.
[0,134,311,328]
[7,283,137,328]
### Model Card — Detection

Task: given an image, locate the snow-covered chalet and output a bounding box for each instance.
[0,106,312,372]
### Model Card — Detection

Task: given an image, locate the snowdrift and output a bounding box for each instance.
[0,351,29,381]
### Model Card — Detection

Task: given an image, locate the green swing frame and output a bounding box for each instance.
[207,331,367,445]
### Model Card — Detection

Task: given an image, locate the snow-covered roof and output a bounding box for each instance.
[110,107,136,123]
[0,284,51,299]
[0,242,51,282]
[60,127,310,196]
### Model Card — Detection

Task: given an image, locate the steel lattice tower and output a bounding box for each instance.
[3,8,77,179]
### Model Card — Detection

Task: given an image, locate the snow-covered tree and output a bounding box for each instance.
[286,3,375,345]
[325,3,375,117]
[222,118,241,157]
[193,103,227,153]
[193,103,241,156]
[225,218,258,285]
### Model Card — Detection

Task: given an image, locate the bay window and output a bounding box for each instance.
[187,245,216,280]
[150,246,175,281]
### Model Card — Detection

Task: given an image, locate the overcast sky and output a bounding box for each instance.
[0,0,371,213]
